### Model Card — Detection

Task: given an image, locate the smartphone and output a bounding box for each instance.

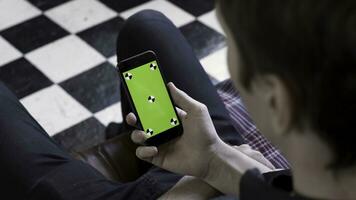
[117,50,183,146]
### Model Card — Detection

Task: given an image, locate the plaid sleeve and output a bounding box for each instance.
[216,80,290,169]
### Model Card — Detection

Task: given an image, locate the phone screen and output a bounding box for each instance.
[122,60,180,137]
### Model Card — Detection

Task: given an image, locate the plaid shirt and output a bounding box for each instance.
[216,79,290,169]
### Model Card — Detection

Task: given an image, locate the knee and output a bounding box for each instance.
[126,9,167,25]
[116,10,170,59]
[119,9,169,37]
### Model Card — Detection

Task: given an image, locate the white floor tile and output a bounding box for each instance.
[20,85,92,136]
[200,47,230,81]
[120,0,195,27]
[198,10,225,35]
[45,0,118,33]
[108,55,117,66]
[0,0,41,31]
[25,35,105,83]
[94,102,123,126]
[0,36,22,66]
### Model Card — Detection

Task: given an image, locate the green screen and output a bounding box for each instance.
[123,60,179,138]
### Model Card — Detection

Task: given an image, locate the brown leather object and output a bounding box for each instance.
[71,132,150,183]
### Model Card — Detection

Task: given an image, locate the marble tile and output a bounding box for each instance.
[25,35,105,83]
[60,62,121,113]
[198,10,226,35]
[1,15,69,53]
[20,85,92,136]
[0,58,53,98]
[0,36,22,66]
[120,0,195,27]
[0,0,41,31]
[108,55,118,66]
[77,16,125,58]
[200,47,230,81]
[94,102,123,126]
[99,0,150,13]
[180,20,226,59]
[45,0,118,33]
[168,0,214,17]
[28,0,70,11]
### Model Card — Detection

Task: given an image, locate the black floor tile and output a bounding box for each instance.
[99,0,151,12]
[168,0,215,17]
[28,0,70,11]
[180,21,226,59]
[60,62,121,113]
[77,16,125,58]
[0,58,53,99]
[0,15,69,53]
[53,117,106,153]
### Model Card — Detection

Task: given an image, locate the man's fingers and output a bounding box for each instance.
[168,82,202,113]
[131,130,147,144]
[235,144,275,170]
[126,112,136,126]
[237,144,251,151]
[136,146,158,159]
[175,107,187,119]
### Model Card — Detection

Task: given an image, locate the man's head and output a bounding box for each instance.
[217,0,356,170]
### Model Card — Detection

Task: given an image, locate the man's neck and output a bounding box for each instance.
[282,131,356,200]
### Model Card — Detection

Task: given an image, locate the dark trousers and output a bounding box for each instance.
[0,10,244,200]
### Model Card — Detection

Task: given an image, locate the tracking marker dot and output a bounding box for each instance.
[124,72,132,80]
[150,63,157,70]
[146,128,154,135]
[170,118,178,125]
[148,95,155,103]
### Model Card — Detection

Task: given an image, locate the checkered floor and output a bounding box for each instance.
[0,0,229,152]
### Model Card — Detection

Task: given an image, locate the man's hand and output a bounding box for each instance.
[127,83,274,196]
[126,82,223,178]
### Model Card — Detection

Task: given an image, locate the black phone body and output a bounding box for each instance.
[117,51,183,146]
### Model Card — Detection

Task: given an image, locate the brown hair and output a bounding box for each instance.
[219,0,356,169]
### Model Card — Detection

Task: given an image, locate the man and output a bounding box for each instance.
[2,0,355,199]
[0,6,269,200]
[129,0,356,199]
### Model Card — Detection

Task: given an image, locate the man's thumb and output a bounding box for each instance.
[168,82,199,112]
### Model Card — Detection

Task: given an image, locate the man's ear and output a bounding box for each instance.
[257,75,293,136]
